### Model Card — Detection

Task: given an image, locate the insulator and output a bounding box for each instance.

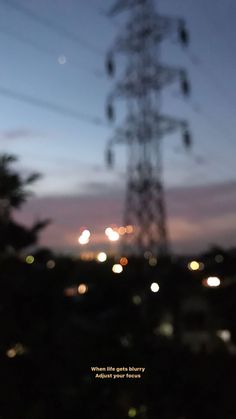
[181,74,191,96]
[106,147,114,168]
[179,22,189,46]
[183,129,192,149]
[106,101,115,121]
[106,53,115,77]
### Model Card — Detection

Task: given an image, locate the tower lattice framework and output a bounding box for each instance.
[105,0,191,257]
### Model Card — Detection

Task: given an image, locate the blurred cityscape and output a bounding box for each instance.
[1,0,236,418]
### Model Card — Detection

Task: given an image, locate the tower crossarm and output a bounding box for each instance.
[107,113,188,148]
[154,114,188,137]
[111,65,187,98]
[112,14,185,54]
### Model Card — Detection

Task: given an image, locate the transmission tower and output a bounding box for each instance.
[105,0,192,257]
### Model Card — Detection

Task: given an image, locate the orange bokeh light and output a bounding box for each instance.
[120,257,128,266]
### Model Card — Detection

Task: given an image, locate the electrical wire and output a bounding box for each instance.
[0,26,104,79]
[0,85,108,126]
[186,50,236,116]
[2,0,105,56]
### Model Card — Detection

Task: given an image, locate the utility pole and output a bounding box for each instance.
[105,0,191,257]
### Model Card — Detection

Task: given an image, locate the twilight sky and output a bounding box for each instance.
[1,0,236,254]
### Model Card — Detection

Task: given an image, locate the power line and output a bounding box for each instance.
[186,50,236,115]
[190,100,236,147]
[0,85,107,126]
[0,26,104,79]
[2,0,105,57]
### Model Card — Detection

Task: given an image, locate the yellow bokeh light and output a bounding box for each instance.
[128,407,137,418]
[78,284,88,294]
[97,252,107,262]
[188,260,200,271]
[25,255,34,264]
[112,264,123,274]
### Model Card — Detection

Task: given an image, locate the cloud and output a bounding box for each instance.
[13,181,236,254]
[0,129,38,141]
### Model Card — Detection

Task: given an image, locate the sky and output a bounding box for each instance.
[1,0,236,254]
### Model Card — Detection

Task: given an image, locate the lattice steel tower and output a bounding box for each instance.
[105,0,191,257]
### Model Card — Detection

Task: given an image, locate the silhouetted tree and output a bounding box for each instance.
[0,153,49,253]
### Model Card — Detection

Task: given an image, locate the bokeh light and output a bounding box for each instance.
[78,284,88,294]
[217,329,231,343]
[120,257,128,266]
[97,252,107,262]
[46,260,56,269]
[112,264,123,274]
[6,348,17,358]
[128,407,137,418]
[109,231,120,241]
[215,254,224,263]
[78,229,91,245]
[132,295,142,305]
[203,276,221,287]
[150,282,160,293]
[126,225,134,234]
[25,255,34,264]
[188,260,200,271]
[118,226,126,235]
[149,257,157,266]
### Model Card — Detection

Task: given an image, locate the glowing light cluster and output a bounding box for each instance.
[78,229,91,245]
[117,225,134,235]
[64,283,88,297]
[105,227,120,241]
[6,343,26,358]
